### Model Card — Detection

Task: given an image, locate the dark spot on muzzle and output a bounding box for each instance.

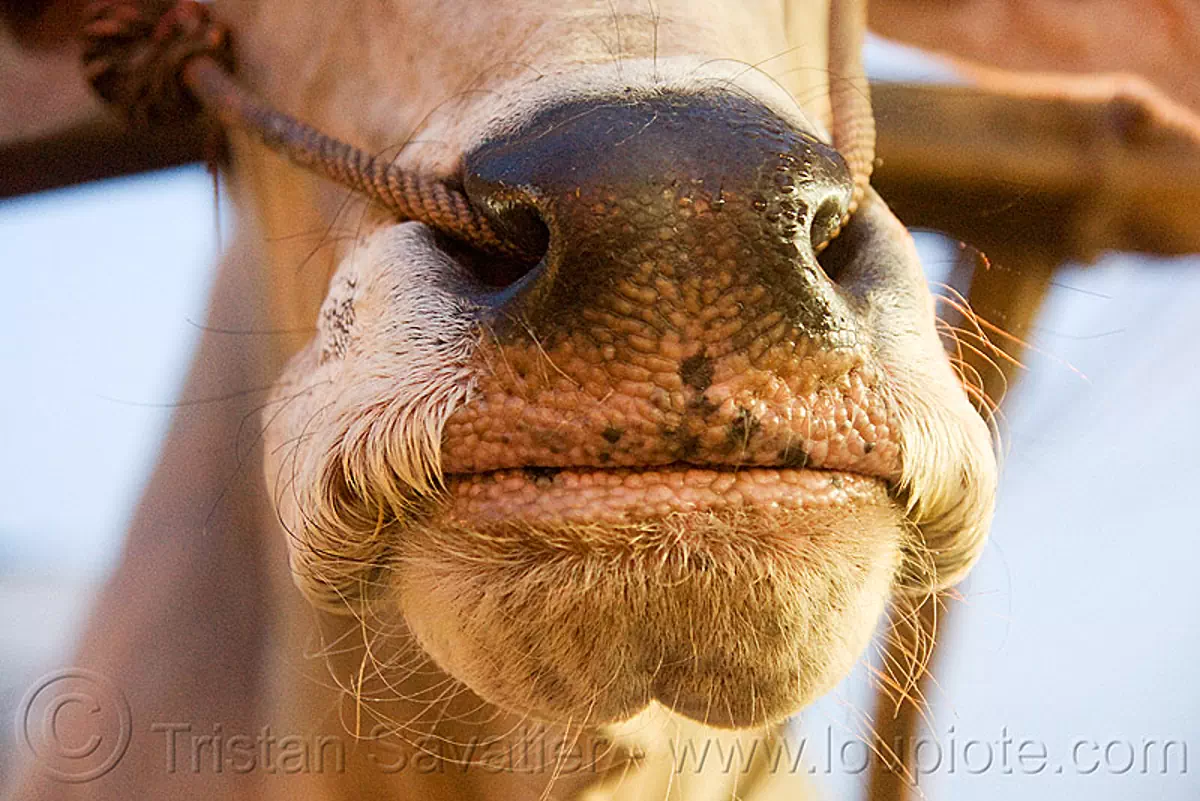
[679,353,714,391]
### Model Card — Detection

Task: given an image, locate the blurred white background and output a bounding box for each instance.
[1,39,1197,799]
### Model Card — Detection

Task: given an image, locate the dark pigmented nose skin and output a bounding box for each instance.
[463,92,858,343]
[442,91,897,477]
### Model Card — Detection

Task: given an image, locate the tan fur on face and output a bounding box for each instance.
[398,501,906,729]
[264,226,480,610]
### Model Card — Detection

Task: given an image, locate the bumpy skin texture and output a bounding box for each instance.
[446,93,898,480]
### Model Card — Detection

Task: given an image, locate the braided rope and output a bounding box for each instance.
[81,0,528,259]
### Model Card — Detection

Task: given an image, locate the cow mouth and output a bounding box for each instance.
[433,351,906,534]
[439,464,892,528]
[434,362,905,532]
[402,458,906,728]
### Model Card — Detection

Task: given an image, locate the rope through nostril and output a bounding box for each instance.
[80,0,536,261]
[79,0,874,258]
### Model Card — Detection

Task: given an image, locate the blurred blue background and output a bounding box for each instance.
[1,38,1197,799]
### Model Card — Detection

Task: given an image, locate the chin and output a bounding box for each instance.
[393,466,906,728]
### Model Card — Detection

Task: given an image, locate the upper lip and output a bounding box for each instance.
[438,341,900,486]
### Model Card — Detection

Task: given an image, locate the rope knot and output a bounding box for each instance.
[82,0,233,124]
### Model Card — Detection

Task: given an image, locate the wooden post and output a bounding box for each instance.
[866,242,1056,801]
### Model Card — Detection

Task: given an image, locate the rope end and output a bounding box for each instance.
[81,0,233,124]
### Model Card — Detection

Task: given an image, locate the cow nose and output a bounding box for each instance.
[462,91,858,340]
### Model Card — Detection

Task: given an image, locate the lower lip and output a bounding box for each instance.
[441,466,888,525]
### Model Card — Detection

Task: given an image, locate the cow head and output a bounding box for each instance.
[193,0,1001,730]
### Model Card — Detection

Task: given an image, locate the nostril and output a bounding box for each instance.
[814,202,857,284]
[434,231,541,288]
[456,173,550,289]
[440,203,548,290]
[806,168,855,283]
[810,197,845,254]
[473,193,551,264]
